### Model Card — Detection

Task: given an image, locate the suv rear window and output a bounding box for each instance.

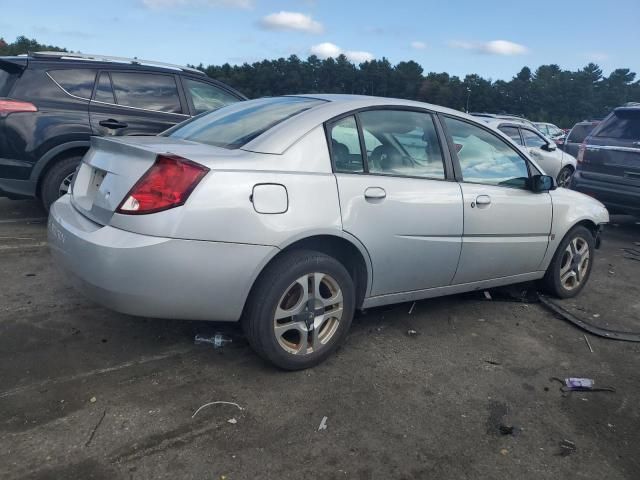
[167,96,325,149]
[110,72,182,113]
[567,123,596,143]
[595,110,640,140]
[184,78,240,114]
[48,69,97,99]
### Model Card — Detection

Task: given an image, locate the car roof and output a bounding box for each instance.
[241,94,482,154]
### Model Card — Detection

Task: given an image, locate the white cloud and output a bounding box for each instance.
[410,41,427,50]
[260,11,323,34]
[585,52,608,62]
[310,42,374,62]
[449,39,528,56]
[142,0,252,9]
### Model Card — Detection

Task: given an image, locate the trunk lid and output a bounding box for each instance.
[71,136,243,225]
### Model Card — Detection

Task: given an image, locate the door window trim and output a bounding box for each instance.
[88,69,190,117]
[46,71,96,101]
[324,105,456,181]
[439,113,541,187]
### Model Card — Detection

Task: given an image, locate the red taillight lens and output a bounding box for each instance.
[117,154,209,215]
[577,143,586,163]
[0,99,38,116]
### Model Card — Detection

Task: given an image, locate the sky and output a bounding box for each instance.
[1,0,639,80]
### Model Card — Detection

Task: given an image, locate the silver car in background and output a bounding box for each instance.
[49,95,608,369]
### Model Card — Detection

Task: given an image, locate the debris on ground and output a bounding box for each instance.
[499,448,509,456]
[483,291,492,300]
[550,377,616,393]
[584,335,594,353]
[85,409,106,447]
[484,359,501,366]
[192,401,244,419]
[408,302,416,315]
[406,329,417,337]
[227,418,237,424]
[498,424,515,435]
[318,416,328,431]
[194,333,232,348]
[89,396,97,403]
[558,439,577,456]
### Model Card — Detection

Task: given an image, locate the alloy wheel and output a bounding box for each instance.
[58,172,74,197]
[273,272,343,355]
[559,236,590,291]
[557,168,572,188]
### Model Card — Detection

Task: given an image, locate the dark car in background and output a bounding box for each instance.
[0,52,245,209]
[561,120,599,156]
[571,104,640,216]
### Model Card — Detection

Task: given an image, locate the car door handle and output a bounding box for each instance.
[474,195,491,208]
[364,187,386,200]
[99,119,128,129]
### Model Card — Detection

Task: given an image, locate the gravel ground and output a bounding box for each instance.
[0,198,638,480]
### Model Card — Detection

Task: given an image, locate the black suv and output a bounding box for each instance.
[560,120,599,157]
[0,52,245,209]
[571,104,640,216]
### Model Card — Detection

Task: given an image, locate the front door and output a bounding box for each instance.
[442,116,552,284]
[89,71,189,137]
[329,110,463,297]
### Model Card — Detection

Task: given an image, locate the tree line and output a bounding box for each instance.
[2,35,639,128]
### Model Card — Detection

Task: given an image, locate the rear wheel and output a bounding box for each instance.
[40,155,83,212]
[243,250,355,370]
[542,225,594,298]
[556,166,573,188]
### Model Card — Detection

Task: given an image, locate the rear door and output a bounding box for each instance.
[89,71,189,137]
[330,109,463,296]
[443,116,552,284]
[583,108,640,187]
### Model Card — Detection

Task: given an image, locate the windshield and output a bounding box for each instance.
[166,96,326,149]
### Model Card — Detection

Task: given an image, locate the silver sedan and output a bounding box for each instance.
[48,95,609,369]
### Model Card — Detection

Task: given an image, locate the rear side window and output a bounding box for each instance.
[595,110,640,140]
[184,78,240,114]
[499,126,523,145]
[567,123,596,143]
[48,69,97,99]
[330,116,364,173]
[167,96,325,149]
[110,72,182,113]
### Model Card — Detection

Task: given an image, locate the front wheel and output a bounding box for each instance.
[243,250,355,370]
[556,166,573,188]
[542,225,594,298]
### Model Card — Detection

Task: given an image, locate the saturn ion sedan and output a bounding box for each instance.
[49,95,609,370]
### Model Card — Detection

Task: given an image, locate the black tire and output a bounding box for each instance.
[556,166,573,188]
[40,155,83,212]
[243,250,355,370]
[542,225,595,298]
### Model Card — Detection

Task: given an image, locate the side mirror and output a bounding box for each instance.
[541,142,557,152]
[529,174,556,192]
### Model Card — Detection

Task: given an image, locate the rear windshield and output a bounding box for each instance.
[567,123,596,143]
[594,110,640,140]
[166,96,325,149]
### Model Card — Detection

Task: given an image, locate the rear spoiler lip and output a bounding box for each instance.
[0,57,29,71]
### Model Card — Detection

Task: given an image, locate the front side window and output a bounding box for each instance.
[330,116,364,172]
[168,96,325,149]
[48,69,96,99]
[499,126,523,145]
[359,110,445,179]
[110,72,182,113]
[445,117,529,188]
[595,110,640,140]
[184,78,240,114]
[522,128,548,148]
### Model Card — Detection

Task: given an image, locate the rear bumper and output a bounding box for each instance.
[571,171,640,216]
[48,195,277,321]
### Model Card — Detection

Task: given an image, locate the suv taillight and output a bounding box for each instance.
[116,155,209,215]
[577,143,586,163]
[0,99,37,116]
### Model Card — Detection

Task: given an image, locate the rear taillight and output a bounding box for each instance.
[117,154,209,215]
[577,143,586,163]
[0,99,38,116]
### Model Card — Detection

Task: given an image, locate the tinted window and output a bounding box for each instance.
[184,78,239,114]
[445,117,529,188]
[499,126,523,145]
[0,66,20,96]
[49,69,96,99]
[330,116,364,172]
[360,110,445,179]
[110,72,182,113]
[93,72,115,104]
[522,128,547,148]
[567,123,596,143]
[595,110,640,140]
[167,97,325,149]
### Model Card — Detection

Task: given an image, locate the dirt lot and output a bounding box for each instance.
[0,197,639,480]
